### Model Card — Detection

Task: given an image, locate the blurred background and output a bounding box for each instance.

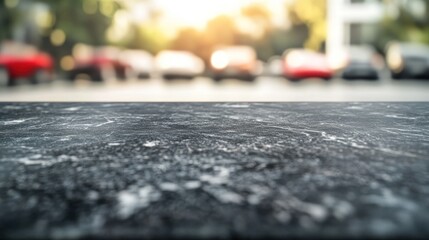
[1,0,429,101]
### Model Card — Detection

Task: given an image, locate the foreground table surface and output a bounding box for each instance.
[1,103,429,239]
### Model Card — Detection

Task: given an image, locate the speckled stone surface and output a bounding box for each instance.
[0,103,429,239]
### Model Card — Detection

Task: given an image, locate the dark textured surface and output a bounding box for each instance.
[1,103,429,239]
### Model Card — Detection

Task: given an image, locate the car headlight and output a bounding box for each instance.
[387,46,403,72]
[286,51,305,68]
[211,51,229,69]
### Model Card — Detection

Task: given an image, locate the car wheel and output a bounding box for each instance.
[68,71,78,81]
[322,77,332,81]
[245,75,256,82]
[0,67,11,87]
[369,74,380,80]
[32,69,52,84]
[342,76,353,80]
[91,70,104,82]
[115,67,130,81]
[287,77,300,82]
[391,68,408,80]
[138,72,151,79]
[213,75,222,82]
[163,74,173,80]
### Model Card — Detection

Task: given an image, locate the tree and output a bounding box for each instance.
[241,3,272,28]
[197,15,240,63]
[37,0,122,46]
[170,28,201,52]
[0,1,21,41]
[377,0,429,50]
[127,24,168,55]
[287,0,326,51]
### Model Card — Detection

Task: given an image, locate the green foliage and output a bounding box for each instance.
[38,0,120,45]
[0,1,21,41]
[376,0,429,51]
[128,24,169,54]
[287,0,326,51]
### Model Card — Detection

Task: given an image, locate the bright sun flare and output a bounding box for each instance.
[155,0,244,29]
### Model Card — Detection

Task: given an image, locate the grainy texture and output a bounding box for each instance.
[0,103,429,239]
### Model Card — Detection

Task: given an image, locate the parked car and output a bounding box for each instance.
[386,42,429,79]
[119,50,154,79]
[340,45,382,80]
[282,49,333,81]
[156,50,204,80]
[69,45,131,82]
[210,46,258,81]
[0,41,53,86]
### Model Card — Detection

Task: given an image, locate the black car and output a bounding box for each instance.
[386,42,429,79]
[341,45,382,80]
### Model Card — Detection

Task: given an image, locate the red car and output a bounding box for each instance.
[282,49,333,81]
[0,42,53,86]
[69,45,131,82]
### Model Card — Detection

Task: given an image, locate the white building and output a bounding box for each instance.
[326,0,384,68]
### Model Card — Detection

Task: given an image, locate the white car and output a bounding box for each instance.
[120,50,154,79]
[210,46,258,81]
[156,50,205,80]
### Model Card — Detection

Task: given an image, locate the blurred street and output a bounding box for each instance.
[1,76,429,101]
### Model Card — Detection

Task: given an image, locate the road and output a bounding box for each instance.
[1,76,429,101]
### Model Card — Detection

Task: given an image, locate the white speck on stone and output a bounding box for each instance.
[363,189,417,211]
[200,174,226,185]
[200,167,231,185]
[143,141,160,147]
[218,191,243,204]
[205,188,243,204]
[303,203,328,222]
[4,119,27,125]
[3,106,22,110]
[293,200,328,222]
[160,182,180,192]
[228,116,241,120]
[248,195,262,205]
[333,201,354,220]
[87,191,99,201]
[275,211,291,223]
[64,107,82,111]
[247,185,271,205]
[57,155,79,162]
[117,185,161,219]
[117,191,140,219]
[347,106,363,110]
[14,154,79,166]
[108,143,121,146]
[30,154,42,159]
[17,158,50,166]
[215,104,250,108]
[184,181,201,190]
